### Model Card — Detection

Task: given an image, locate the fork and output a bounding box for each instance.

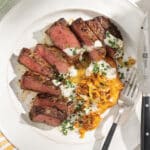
[101,68,139,150]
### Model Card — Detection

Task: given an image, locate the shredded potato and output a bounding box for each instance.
[79,113,101,138]
[75,73,123,137]
[63,60,124,137]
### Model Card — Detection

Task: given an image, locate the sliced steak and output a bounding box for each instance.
[89,16,122,57]
[71,18,98,46]
[96,16,122,39]
[108,23,122,40]
[20,71,60,95]
[86,17,105,41]
[46,18,81,50]
[30,106,66,126]
[98,16,110,30]
[35,44,70,73]
[33,93,75,115]
[86,16,122,41]
[89,47,106,61]
[71,18,106,61]
[18,48,54,77]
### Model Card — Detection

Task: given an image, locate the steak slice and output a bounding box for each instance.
[30,106,66,126]
[33,93,75,115]
[86,16,122,41]
[86,17,105,41]
[20,71,60,95]
[89,47,106,61]
[71,18,106,61]
[96,16,122,39]
[46,18,81,50]
[35,44,70,73]
[91,16,122,58]
[18,48,54,77]
[71,18,98,46]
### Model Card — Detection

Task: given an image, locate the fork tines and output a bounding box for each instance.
[122,68,139,102]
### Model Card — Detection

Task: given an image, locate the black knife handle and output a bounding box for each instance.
[141,96,150,150]
[101,123,117,150]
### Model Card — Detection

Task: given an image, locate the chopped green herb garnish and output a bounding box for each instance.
[124,61,128,66]
[93,63,99,74]
[119,72,125,79]
[106,31,110,38]
[102,71,107,76]
[72,49,77,55]
[101,63,104,67]
[65,80,74,88]
[69,95,75,101]
[108,40,116,48]
[75,102,83,111]
[61,120,74,135]
[104,67,107,71]
[106,65,110,68]
[57,74,65,81]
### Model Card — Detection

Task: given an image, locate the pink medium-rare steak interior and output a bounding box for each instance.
[18,48,54,77]
[46,18,81,50]
[35,44,70,74]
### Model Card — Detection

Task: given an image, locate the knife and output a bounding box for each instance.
[139,13,150,150]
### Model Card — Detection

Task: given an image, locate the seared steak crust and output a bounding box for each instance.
[29,93,75,126]
[33,93,75,115]
[35,44,70,73]
[30,106,66,126]
[96,16,122,39]
[18,48,54,77]
[71,18,98,46]
[86,16,122,41]
[21,71,60,95]
[89,47,106,61]
[86,18,105,41]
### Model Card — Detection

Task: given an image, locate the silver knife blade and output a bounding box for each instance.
[138,13,150,93]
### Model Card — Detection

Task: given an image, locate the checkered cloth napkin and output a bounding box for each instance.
[0,132,16,150]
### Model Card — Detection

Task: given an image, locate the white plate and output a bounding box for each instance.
[0,0,144,150]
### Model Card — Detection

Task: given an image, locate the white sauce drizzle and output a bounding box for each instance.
[52,79,61,86]
[68,66,78,77]
[63,48,85,56]
[104,32,123,49]
[94,40,103,48]
[86,60,117,79]
[60,84,76,98]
